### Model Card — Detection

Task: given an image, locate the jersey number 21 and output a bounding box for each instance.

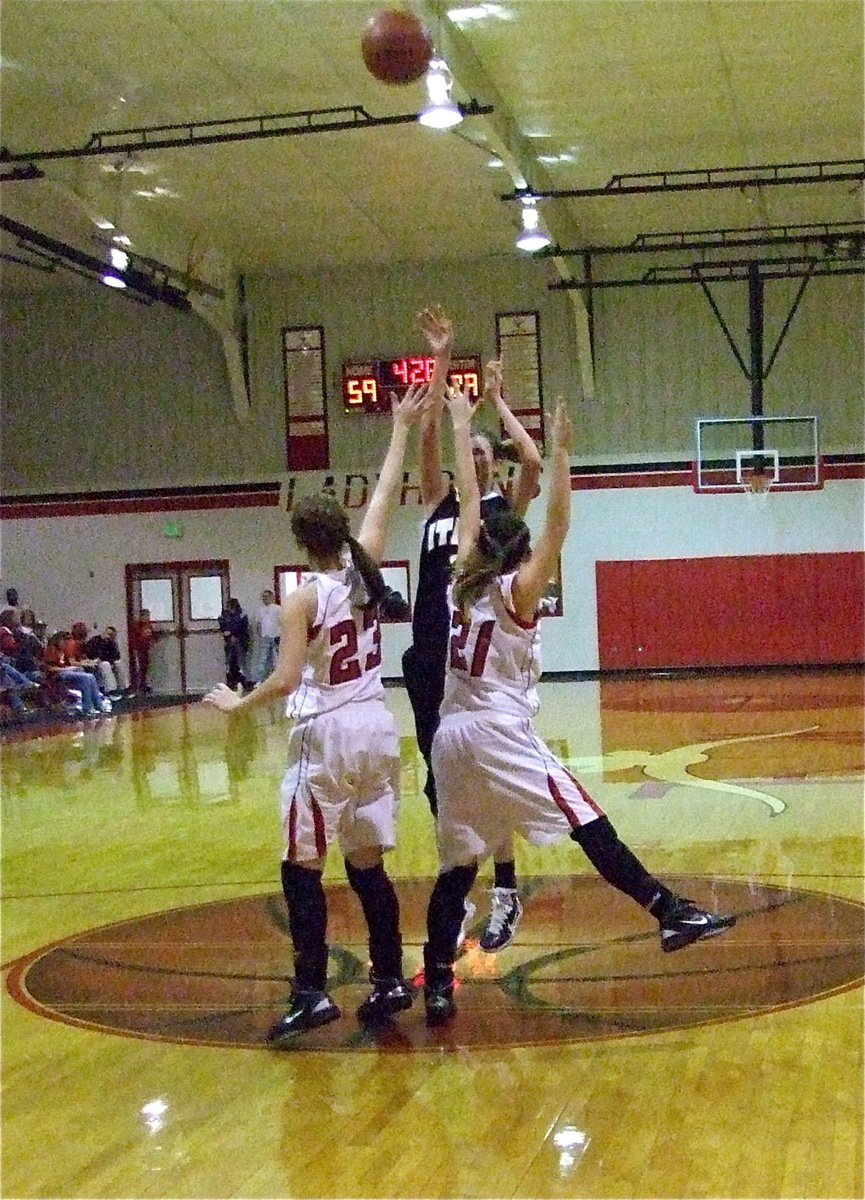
[449,614,494,678]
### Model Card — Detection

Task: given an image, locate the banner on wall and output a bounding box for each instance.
[278,464,520,512]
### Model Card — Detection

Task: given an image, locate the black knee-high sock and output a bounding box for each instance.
[423,863,478,985]
[571,817,674,912]
[280,861,329,991]
[493,859,518,890]
[344,859,403,980]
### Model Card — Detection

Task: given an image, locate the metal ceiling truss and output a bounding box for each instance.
[549,257,864,290]
[541,220,865,260]
[547,221,865,291]
[502,158,865,202]
[0,215,193,309]
[0,101,493,165]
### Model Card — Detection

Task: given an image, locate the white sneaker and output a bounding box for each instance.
[99,697,113,713]
[479,888,523,952]
[456,899,477,950]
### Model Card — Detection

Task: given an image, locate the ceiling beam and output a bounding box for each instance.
[541,221,865,258]
[416,1,594,400]
[0,215,192,309]
[0,104,493,164]
[502,159,865,201]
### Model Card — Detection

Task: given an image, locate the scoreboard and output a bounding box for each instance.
[342,355,482,413]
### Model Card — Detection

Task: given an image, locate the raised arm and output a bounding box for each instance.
[203,585,315,714]
[357,382,429,563]
[483,359,543,517]
[416,306,453,510]
[444,384,481,567]
[511,398,573,621]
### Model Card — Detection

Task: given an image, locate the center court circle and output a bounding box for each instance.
[7,875,863,1051]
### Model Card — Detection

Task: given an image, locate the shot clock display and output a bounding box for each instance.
[342,355,481,413]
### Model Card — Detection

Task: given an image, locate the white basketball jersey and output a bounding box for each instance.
[286,570,384,720]
[440,571,541,720]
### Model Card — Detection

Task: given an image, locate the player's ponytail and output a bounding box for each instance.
[346,535,388,612]
[453,510,531,620]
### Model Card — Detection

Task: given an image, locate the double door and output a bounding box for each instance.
[125,560,230,694]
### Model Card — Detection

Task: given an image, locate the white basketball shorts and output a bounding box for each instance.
[280,700,400,863]
[431,711,605,870]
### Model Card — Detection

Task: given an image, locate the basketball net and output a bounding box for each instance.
[743,471,773,507]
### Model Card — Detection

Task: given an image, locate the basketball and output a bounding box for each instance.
[361,9,434,85]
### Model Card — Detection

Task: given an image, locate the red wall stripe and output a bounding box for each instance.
[0,491,280,519]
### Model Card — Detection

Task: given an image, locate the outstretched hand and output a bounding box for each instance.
[444,382,476,430]
[482,359,504,406]
[390,380,432,426]
[416,305,453,356]
[202,682,243,714]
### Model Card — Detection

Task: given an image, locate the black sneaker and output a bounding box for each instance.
[357,976,414,1025]
[479,888,523,952]
[266,989,341,1045]
[659,896,736,953]
[424,982,456,1027]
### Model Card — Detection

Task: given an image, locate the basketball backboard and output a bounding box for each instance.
[694,415,821,493]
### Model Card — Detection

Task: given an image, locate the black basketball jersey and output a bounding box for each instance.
[411,487,509,658]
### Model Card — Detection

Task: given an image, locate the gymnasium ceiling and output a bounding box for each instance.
[0,0,863,301]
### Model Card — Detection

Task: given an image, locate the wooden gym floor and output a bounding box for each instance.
[2,668,863,1199]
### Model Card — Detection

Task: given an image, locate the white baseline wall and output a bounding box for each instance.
[3,476,861,677]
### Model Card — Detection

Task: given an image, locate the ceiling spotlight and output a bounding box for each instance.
[99,244,130,288]
[515,198,551,251]
[418,57,463,129]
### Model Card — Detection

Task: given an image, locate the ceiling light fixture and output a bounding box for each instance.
[418,57,463,129]
[99,244,130,289]
[515,198,551,251]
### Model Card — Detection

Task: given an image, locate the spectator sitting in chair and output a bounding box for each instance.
[65,622,116,698]
[15,608,44,670]
[43,632,109,717]
[85,625,129,697]
[4,588,21,622]
[0,657,40,718]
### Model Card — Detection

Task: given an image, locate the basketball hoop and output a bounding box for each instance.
[746,472,772,495]
[742,470,774,513]
[736,448,778,503]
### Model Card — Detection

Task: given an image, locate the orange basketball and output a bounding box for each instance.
[361,8,434,85]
